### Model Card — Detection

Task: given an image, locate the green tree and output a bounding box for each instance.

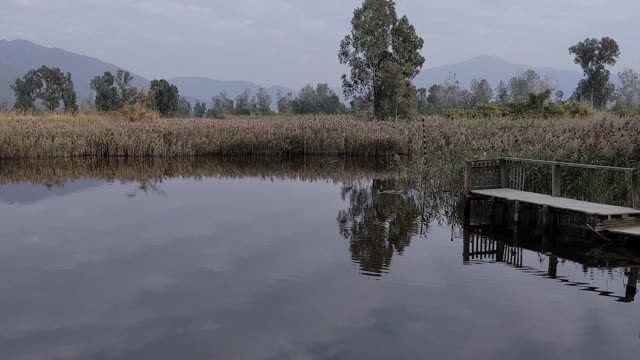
[315,84,345,114]
[495,80,511,103]
[13,66,77,112]
[90,72,119,112]
[615,68,640,108]
[176,97,192,118]
[508,69,553,102]
[234,89,256,115]
[61,72,78,113]
[339,0,424,119]
[193,100,207,118]
[277,91,295,114]
[210,92,235,118]
[148,79,179,117]
[425,74,470,114]
[554,90,565,103]
[569,37,620,108]
[416,87,428,113]
[469,78,494,106]
[115,70,138,106]
[255,87,272,115]
[11,69,42,111]
[293,84,318,114]
[37,66,68,111]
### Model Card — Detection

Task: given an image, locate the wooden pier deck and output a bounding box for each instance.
[472,188,640,217]
[465,158,640,236]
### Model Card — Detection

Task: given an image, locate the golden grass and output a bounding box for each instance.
[0,113,639,167]
[0,113,413,158]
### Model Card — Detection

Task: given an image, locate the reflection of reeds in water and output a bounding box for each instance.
[0,157,402,187]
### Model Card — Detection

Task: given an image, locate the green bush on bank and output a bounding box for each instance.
[612,105,640,118]
[445,101,594,119]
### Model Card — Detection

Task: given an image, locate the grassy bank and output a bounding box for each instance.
[1,113,639,166]
[0,113,414,158]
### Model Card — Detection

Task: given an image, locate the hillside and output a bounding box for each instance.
[1,39,586,108]
[415,55,582,97]
[0,39,292,108]
[168,77,291,107]
[0,39,148,104]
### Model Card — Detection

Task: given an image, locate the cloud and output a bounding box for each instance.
[0,0,638,87]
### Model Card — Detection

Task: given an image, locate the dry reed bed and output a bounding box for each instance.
[0,157,401,186]
[0,114,414,158]
[1,113,639,166]
[421,115,640,166]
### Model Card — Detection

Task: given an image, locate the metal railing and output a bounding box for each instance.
[464,157,640,209]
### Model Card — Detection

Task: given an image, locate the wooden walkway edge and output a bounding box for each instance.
[465,157,640,237]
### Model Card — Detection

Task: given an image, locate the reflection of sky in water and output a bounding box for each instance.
[0,177,639,360]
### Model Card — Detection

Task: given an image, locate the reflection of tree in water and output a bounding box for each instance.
[337,179,422,276]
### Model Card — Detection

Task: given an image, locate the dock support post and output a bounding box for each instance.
[499,158,508,188]
[548,255,558,279]
[513,200,520,224]
[552,164,561,197]
[632,170,640,210]
[464,161,472,196]
[489,197,496,224]
[542,206,550,233]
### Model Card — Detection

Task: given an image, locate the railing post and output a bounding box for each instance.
[632,169,640,209]
[499,158,508,188]
[551,164,561,197]
[464,161,472,197]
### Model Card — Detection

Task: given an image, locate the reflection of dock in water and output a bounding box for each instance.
[462,201,640,303]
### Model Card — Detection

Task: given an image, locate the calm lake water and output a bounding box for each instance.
[0,158,639,360]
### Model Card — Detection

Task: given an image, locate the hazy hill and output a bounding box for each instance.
[168,77,291,107]
[0,39,292,108]
[415,55,583,97]
[0,39,149,104]
[1,39,585,108]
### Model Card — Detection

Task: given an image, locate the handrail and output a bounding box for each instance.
[466,157,636,172]
[464,157,640,209]
[501,157,636,172]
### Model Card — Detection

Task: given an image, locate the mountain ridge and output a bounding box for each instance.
[0,39,293,108]
[0,39,585,108]
[415,55,583,97]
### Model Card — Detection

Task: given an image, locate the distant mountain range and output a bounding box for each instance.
[0,39,584,108]
[415,55,582,97]
[0,39,291,107]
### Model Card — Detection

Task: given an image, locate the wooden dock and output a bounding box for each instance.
[464,158,640,236]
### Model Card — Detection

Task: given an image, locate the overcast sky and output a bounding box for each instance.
[1,0,639,88]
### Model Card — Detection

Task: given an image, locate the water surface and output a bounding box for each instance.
[0,158,639,360]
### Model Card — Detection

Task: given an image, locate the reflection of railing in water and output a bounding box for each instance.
[462,214,640,303]
[463,227,523,267]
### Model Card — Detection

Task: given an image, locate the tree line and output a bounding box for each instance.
[9,0,639,119]
[11,68,346,117]
[338,1,638,119]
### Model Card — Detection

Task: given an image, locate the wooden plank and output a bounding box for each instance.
[607,225,640,236]
[471,188,640,216]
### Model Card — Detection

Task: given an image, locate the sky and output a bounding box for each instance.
[1,0,639,88]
